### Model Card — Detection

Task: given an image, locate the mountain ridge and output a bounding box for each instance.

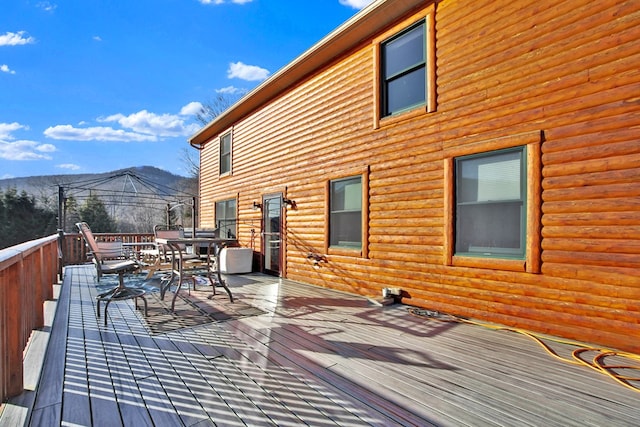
[0,166,191,199]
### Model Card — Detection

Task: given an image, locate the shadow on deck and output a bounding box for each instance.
[2,264,639,426]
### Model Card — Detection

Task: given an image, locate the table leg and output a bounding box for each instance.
[207,243,234,303]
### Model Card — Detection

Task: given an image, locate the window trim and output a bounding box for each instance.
[373,5,436,129]
[219,131,232,176]
[325,166,370,258]
[443,131,542,273]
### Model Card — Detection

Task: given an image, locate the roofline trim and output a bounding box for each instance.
[189,0,426,147]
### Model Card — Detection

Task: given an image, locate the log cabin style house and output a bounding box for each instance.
[189,0,640,353]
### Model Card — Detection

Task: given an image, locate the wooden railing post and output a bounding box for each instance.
[0,250,25,401]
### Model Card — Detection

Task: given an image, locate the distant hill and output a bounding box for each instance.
[0,166,198,232]
[0,166,192,201]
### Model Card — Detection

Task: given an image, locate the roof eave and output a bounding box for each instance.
[189,0,425,147]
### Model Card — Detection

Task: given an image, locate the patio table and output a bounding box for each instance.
[155,237,236,311]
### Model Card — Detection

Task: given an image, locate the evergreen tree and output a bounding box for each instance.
[64,196,82,232]
[0,189,57,249]
[79,194,116,232]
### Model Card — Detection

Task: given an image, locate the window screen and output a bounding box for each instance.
[455,147,526,258]
[329,176,362,248]
[381,21,426,117]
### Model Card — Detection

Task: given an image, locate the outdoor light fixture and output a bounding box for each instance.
[252,201,262,210]
[282,197,295,207]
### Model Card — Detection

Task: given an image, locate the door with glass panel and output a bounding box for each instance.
[262,194,282,276]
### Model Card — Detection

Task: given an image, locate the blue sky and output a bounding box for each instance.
[0,0,373,179]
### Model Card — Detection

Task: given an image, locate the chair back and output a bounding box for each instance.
[96,241,125,260]
[154,225,187,259]
[77,221,102,262]
[77,221,132,279]
[77,221,125,261]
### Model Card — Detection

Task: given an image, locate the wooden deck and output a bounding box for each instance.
[2,264,638,426]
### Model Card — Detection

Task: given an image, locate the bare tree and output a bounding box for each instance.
[184,91,244,193]
[181,147,200,179]
[195,92,243,126]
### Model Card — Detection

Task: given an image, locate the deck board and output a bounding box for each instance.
[3,265,639,427]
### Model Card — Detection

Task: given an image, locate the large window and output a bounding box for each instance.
[329,176,362,249]
[455,147,526,258]
[219,132,232,175]
[215,198,236,239]
[381,21,426,117]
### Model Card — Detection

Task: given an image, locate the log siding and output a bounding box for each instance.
[194,0,640,353]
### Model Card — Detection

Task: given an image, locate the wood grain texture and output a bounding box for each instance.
[197,0,640,353]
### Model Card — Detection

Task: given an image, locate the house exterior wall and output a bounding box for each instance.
[197,0,640,353]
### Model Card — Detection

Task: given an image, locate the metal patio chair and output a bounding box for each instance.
[76,222,148,325]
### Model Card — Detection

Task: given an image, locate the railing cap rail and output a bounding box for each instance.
[0,233,59,268]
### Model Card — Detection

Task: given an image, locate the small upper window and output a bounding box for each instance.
[381,21,426,117]
[219,132,232,175]
[455,147,526,259]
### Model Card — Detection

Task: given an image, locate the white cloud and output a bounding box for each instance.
[339,0,375,9]
[0,122,26,139]
[180,102,203,116]
[93,35,102,42]
[0,140,55,160]
[44,124,157,142]
[227,61,270,82]
[37,143,56,152]
[1,64,16,74]
[44,106,201,143]
[0,122,56,160]
[0,31,36,46]
[57,163,81,171]
[37,2,57,12]
[100,109,200,137]
[216,86,246,95]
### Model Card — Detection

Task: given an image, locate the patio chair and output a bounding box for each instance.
[76,222,148,325]
[144,224,203,279]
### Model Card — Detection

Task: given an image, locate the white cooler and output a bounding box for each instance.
[219,247,253,274]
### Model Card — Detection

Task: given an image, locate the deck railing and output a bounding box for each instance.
[0,234,59,403]
[0,231,155,402]
[61,232,155,266]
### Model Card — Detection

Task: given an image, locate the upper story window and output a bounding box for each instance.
[215,198,237,239]
[381,21,426,117]
[373,5,436,128]
[219,132,232,175]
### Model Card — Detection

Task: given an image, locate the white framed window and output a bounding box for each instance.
[219,132,232,175]
[215,198,236,239]
[329,176,362,249]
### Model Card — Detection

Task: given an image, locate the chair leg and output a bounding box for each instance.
[103,300,112,326]
[135,295,148,317]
